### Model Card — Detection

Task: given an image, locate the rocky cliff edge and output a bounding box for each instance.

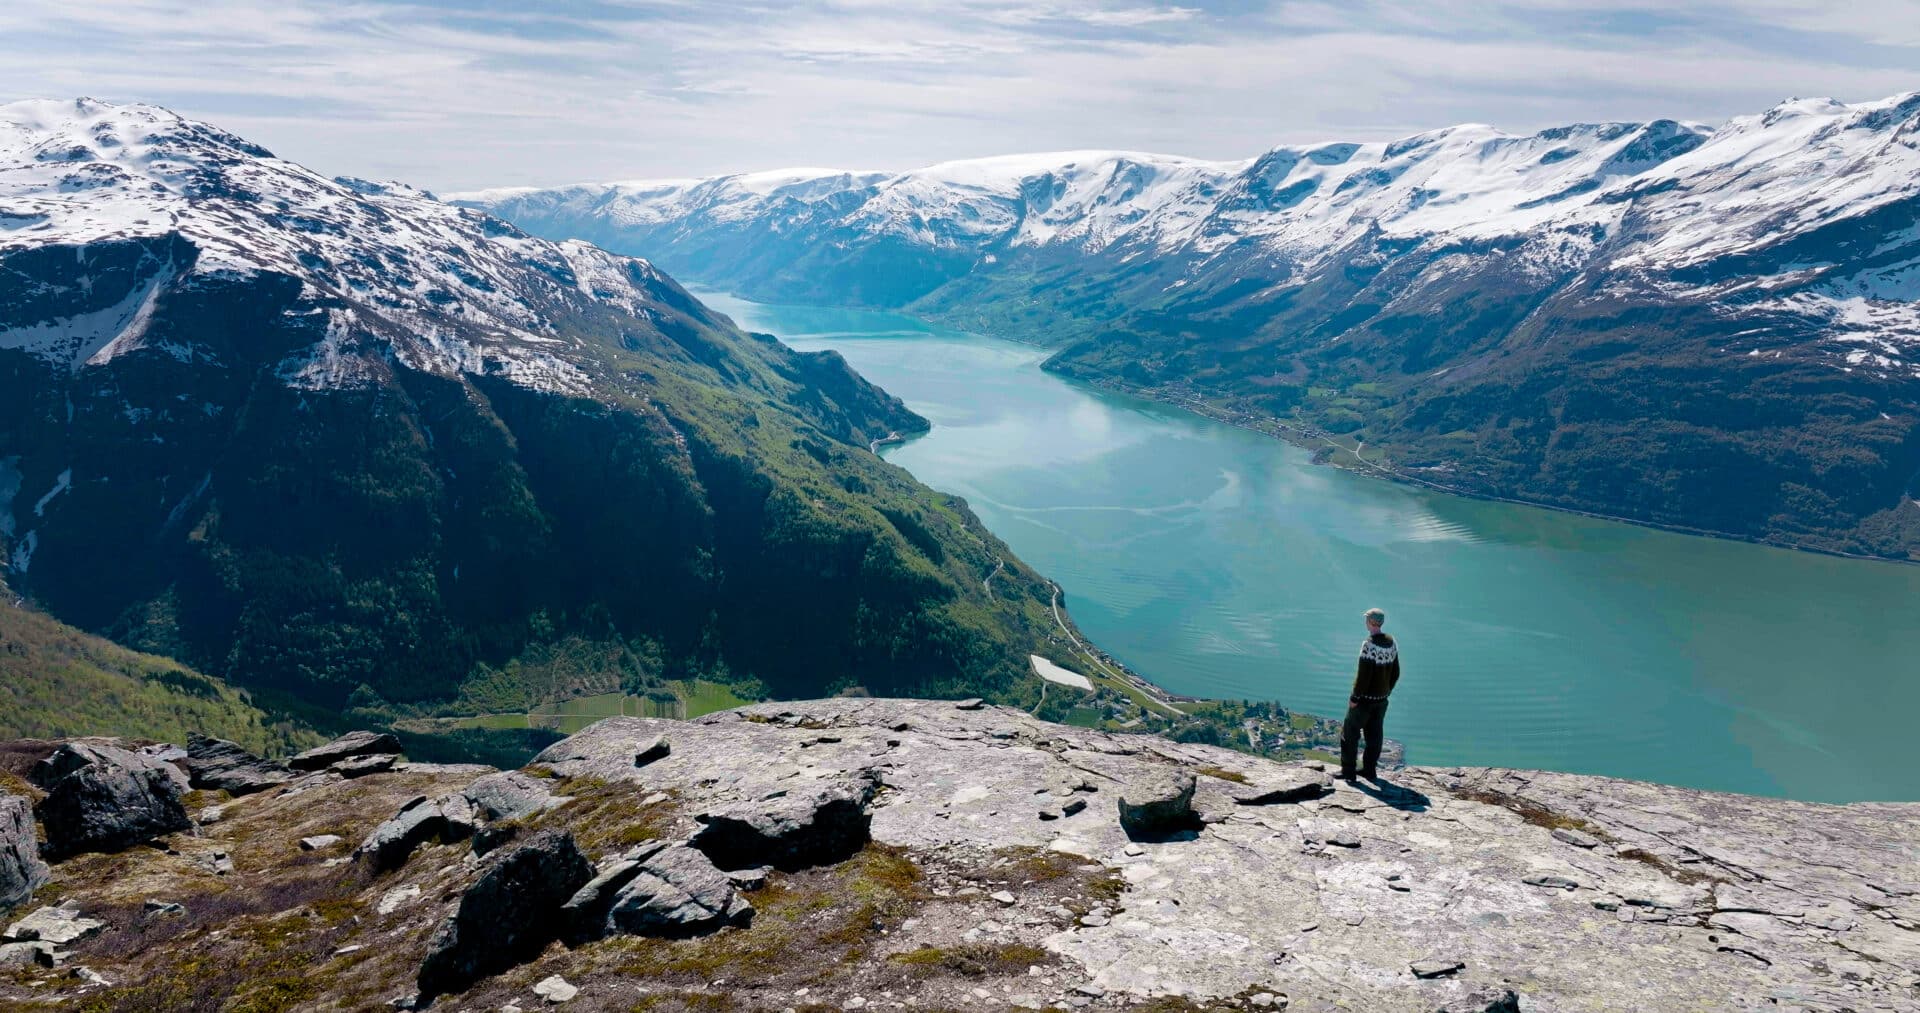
[2,699,1916,1012]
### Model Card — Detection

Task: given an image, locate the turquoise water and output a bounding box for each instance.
[703,290,1920,803]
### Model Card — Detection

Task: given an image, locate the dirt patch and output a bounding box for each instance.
[1452,785,1611,838]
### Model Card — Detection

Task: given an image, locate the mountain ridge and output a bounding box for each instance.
[0,98,1080,731]
[456,91,1920,559]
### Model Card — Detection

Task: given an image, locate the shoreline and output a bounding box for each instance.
[1040,369,1920,569]
[709,282,1914,566]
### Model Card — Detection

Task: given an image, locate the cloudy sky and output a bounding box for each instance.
[2,0,1915,191]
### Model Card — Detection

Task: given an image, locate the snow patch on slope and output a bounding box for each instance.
[0,98,678,395]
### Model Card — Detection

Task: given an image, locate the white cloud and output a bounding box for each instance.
[0,0,1914,190]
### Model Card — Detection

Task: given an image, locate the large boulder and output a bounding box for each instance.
[287,730,401,771]
[354,795,475,872]
[461,770,565,822]
[563,841,751,942]
[689,770,878,871]
[184,734,292,795]
[0,795,50,910]
[604,842,753,938]
[416,830,592,1000]
[32,743,191,860]
[31,742,185,792]
[1117,768,1198,839]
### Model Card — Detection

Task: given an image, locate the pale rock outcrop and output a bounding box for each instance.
[4,904,102,944]
[536,699,1920,1011]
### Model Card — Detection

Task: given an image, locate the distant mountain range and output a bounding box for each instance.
[457,93,1920,559]
[0,98,1072,730]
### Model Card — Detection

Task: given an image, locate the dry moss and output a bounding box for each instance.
[888,942,1049,977]
[1195,766,1250,785]
[592,843,930,989]
[993,845,1125,911]
[0,769,39,799]
[1453,785,1611,837]
[540,777,682,856]
[1615,848,1720,887]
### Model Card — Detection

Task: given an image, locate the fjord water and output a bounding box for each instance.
[700,291,1920,803]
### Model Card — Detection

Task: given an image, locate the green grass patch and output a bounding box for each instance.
[0,605,316,754]
[452,678,757,731]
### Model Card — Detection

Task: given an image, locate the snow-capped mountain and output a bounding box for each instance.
[0,98,1063,710]
[460,93,1920,558]
[458,93,1920,377]
[0,98,739,396]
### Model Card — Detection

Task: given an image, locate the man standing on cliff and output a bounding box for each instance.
[1340,607,1399,782]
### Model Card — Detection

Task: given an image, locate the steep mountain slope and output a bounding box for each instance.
[460,94,1920,558]
[0,602,312,754]
[0,98,1068,716]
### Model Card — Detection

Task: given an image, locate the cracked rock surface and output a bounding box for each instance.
[4,700,1917,1011]
[538,699,1920,1011]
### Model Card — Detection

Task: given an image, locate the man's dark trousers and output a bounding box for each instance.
[1340,697,1389,778]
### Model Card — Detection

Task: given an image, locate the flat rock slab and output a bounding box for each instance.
[289,731,401,771]
[462,770,566,822]
[330,753,398,778]
[184,734,292,795]
[5,904,103,944]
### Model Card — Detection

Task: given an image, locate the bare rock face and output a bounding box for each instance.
[31,743,191,860]
[0,795,50,911]
[689,770,879,872]
[416,830,592,1001]
[288,730,401,771]
[537,699,1920,1011]
[183,733,292,796]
